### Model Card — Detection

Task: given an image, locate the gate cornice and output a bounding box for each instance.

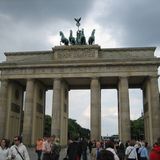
[0,58,160,69]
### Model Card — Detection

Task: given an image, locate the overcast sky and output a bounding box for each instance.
[0,0,160,136]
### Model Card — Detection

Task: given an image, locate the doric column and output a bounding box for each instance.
[31,81,46,145]
[51,78,61,138]
[23,79,34,145]
[118,76,130,142]
[0,80,8,138]
[90,77,101,140]
[146,76,160,145]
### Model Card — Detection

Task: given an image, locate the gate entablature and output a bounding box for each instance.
[3,46,157,62]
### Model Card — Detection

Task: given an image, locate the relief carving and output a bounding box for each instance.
[55,50,97,59]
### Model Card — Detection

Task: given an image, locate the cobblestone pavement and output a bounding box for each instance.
[28,147,91,160]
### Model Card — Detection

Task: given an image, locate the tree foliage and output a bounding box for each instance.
[44,115,51,136]
[44,115,90,139]
[68,118,90,139]
[131,116,144,140]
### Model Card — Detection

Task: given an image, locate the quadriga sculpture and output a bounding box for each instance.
[69,30,76,45]
[88,29,95,45]
[59,31,69,45]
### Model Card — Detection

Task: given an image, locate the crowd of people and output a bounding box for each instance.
[1,135,160,160]
[0,135,61,160]
[64,137,160,160]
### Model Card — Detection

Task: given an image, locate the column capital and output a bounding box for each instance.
[26,78,34,82]
[118,76,128,80]
[91,77,99,80]
[54,78,61,80]
[149,75,159,79]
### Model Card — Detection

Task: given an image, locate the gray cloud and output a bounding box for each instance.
[0,0,92,25]
[97,0,160,47]
[0,0,93,60]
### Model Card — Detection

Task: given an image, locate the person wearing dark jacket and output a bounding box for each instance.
[67,139,82,160]
[97,149,114,160]
[81,138,88,160]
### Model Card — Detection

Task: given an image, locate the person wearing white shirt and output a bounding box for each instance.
[105,140,120,160]
[10,136,30,160]
[0,138,10,160]
[125,140,138,160]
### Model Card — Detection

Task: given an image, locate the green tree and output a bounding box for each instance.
[44,115,51,136]
[68,118,90,139]
[44,116,90,139]
[131,116,144,140]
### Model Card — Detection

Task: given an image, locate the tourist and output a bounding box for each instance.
[105,140,119,160]
[10,135,30,160]
[35,138,43,160]
[51,137,61,160]
[149,137,160,160]
[97,149,114,160]
[125,140,137,160]
[88,140,93,154]
[42,136,52,160]
[135,141,141,160]
[0,138,10,160]
[95,140,102,160]
[90,140,97,160]
[117,142,125,160]
[67,138,82,160]
[138,141,149,160]
[81,137,88,160]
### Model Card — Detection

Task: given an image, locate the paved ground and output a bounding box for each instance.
[28,147,68,160]
[28,147,91,160]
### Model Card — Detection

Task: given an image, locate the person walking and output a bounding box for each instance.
[51,137,61,160]
[0,138,10,160]
[105,140,119,160]
[97,149,115,160]
[125,140,137,160]
[138,142,149,160]
[117,142,125,160]
[35,138,43,160]
[42,136,52,160]
[67,138,82,160]
[10,136,30,160]
[81,138,88,160]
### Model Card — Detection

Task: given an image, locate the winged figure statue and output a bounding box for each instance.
[74,17,81,28]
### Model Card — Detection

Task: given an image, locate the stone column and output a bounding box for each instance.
[149,76,160,144]
[90,78,101,140]
[51,78,61,138]
[23,79,34,145]
[118,76,130,142]
[31,81,46,145]
[0,80,8,138]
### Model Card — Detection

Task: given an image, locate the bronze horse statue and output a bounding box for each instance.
[69,30,76,45]
[59,31,69,45]
[80,29,86,45]
[76,29,86,45]
[88,29,95,45]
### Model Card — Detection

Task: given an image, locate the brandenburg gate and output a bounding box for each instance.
[0,45,160,146]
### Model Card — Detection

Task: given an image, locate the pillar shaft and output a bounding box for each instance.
[0,80,8,138]
[23,79,34,145]
[118,77,130,142]
[90,78,101,140]
[145,76,160,145]
[52,78,61,137]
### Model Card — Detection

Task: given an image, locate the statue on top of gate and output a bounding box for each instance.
[59,18,95,46]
